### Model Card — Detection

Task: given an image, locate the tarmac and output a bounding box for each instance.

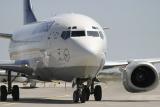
[0,81,160,107]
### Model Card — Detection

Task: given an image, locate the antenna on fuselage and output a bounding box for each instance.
[23,0,37,25]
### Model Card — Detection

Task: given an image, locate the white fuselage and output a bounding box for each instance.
[9,14,107,82]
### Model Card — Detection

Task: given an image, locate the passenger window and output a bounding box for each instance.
[71,31,85,37]
[99,31,104,39]
[87,31,99,37]
[61,31,70,40]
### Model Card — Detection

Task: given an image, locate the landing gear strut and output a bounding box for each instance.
[0,70,20,101]
[73,78,102,103]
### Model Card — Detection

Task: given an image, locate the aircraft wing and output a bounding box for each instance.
[98,58,160,83]
[103,58,160,69]
[0,64,33,75]
[0,33,12,39]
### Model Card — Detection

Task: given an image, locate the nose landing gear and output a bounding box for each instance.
[73,79,102,103]
[73,79,87,103]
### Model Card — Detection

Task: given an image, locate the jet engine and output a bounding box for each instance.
[122,61,159,92]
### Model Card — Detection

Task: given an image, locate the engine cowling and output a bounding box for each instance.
[122,61,159,92]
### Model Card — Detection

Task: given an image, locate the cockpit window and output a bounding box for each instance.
[92,26,98,29]
[72,26,77,29]
[71,31,85,37]
[61,30,86,39]
[61,31,70,40]
[87,31,99,37]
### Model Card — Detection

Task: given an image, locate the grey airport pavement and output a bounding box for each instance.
[0,81,160,107]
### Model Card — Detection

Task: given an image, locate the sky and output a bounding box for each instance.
[0,0,160,61]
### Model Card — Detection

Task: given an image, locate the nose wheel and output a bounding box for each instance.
[0,71,20,101]
[73,79,102,103]
[73,88,87,103]
[94,85,102,101]
[84,85,90,101]
[73,90,79,103]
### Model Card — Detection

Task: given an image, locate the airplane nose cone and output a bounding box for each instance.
[82,47,105,67]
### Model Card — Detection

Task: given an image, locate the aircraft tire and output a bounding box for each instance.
[0,85,7,101]
[84,85,90,101]
[80,89,86,103]
[73,90,79,103]
[94,85,102,101]
[12,85,19,101]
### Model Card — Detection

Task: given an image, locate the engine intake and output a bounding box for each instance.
[123,61,159,92]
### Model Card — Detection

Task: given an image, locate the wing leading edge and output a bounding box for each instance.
[0,33,12,39]
[103,58,160,69]
[0,64,33,76]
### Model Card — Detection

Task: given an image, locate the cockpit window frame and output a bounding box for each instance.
[99,31,104,39]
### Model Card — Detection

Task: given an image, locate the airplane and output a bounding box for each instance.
[0,0,160,103]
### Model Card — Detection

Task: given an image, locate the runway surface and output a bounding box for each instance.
[0,81,160,107]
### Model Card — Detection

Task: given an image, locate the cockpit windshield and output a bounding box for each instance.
[61,30,85,39]
[71,31,85,37]
[61,29,103,39]
[87,31,99,37]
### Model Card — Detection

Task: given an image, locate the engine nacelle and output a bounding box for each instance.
[122,61,159,92]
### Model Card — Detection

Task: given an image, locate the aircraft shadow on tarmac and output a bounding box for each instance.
[7,98,74,104]
[5,99,160,104]
[91,100,160,103]
[20,87,38,89]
